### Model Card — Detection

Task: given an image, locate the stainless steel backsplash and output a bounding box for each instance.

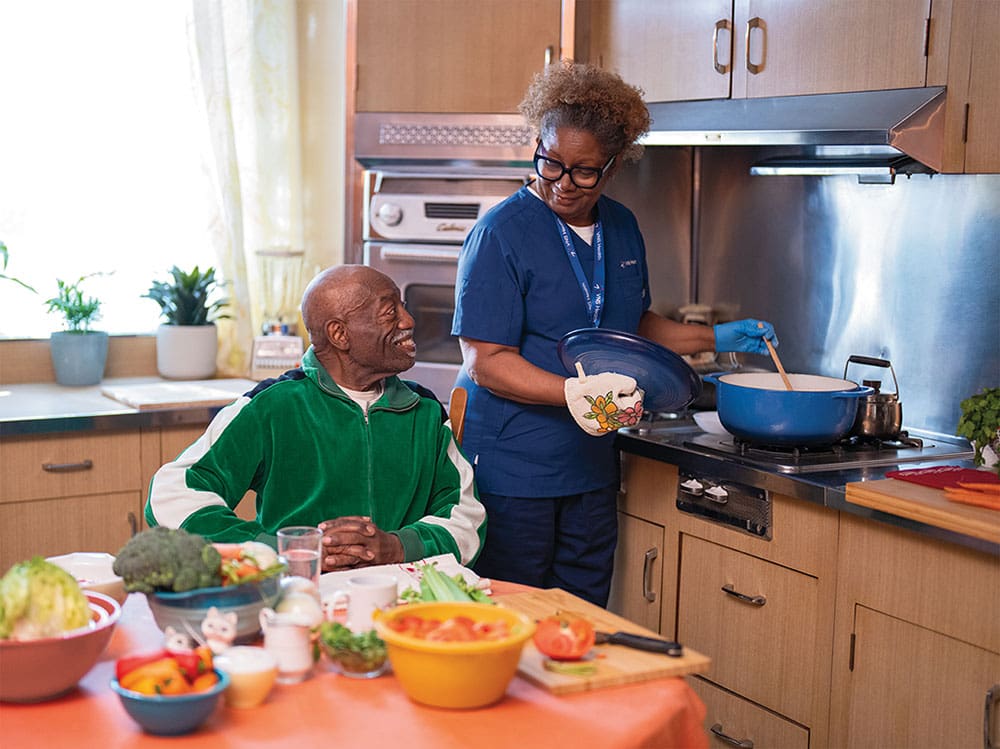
[607,146,1000,436]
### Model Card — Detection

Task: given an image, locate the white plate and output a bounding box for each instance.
[317,554,489,599]
[47,552,127,604]
[693,410,731,435]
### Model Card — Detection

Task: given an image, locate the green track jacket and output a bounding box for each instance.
[145,349,485,565]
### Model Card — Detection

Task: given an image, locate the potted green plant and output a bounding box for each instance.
[44,273,109,386]
[957,387,1000,474]
[143,265,230,380]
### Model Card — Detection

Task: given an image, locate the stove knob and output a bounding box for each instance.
[680,478,704,496]
[376,202,403,227]
[706,485,729,501]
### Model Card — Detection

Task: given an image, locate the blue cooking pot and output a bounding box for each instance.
[704,372,875,445]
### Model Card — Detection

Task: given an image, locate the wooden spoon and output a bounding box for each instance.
[759,322,793,391]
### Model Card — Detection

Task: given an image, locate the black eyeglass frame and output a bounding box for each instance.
[532,146,616,189]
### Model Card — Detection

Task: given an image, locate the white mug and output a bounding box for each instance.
[322,574,398,632]
[259,607,314,684]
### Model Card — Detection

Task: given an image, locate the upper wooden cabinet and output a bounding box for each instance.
[354,0,562,113]
[576,0,934,102]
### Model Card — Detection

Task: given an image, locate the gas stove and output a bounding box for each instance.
[679,429,971,474]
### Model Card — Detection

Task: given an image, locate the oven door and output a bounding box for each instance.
[364,241,462,403]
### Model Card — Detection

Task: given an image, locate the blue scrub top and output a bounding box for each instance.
[452,186,652,497]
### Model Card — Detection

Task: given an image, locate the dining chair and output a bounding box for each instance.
[449,386,467,446]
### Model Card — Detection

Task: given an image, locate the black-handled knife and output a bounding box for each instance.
[594,630,684,657]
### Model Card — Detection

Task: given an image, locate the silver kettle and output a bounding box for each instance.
[844,355,903,439]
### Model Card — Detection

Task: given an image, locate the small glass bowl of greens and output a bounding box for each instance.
[317,621,388,679]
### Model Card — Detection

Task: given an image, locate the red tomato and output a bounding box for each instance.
[532,615,595,661]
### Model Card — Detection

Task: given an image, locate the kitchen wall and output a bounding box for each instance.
[607,146,1000,437]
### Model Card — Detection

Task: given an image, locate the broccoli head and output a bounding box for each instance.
[113,527,222,593]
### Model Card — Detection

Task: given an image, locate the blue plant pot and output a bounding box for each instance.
[49,331,109,386]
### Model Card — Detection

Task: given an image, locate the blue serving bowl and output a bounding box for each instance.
[147,575,281,643]
[110,669,229,736]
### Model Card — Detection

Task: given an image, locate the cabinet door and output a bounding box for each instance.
[689,676,810,749]
[844,605,1000,748]
[732,0,932,98]
[355,0,561,113]
[0,492,140,570]
[578,0,733,102]
[677,534,819,723]
[608,512,663,631]
[964,1,1000,172]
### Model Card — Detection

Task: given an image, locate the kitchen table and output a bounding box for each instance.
[1,582,708,749]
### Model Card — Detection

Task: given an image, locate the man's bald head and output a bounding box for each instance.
[301,264,385,346]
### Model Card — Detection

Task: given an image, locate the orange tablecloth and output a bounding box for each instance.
[2,584,708,749]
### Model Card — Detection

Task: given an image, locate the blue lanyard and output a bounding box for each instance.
[555,217,605,327]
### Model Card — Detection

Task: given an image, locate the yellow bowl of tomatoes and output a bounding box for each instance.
[373,601,535,709]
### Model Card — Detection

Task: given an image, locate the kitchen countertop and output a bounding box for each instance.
[0,378,257,436]
[616,417,999,556]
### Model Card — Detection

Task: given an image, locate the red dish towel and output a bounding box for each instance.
[886,466,1000,489]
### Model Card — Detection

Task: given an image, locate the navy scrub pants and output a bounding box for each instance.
[471,483,619,607]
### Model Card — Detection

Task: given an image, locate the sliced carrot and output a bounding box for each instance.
[944,490,1000,510]
[956,482,1000,494]
[213,543,244,560]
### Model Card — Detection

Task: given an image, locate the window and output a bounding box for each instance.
[0,2,216,339]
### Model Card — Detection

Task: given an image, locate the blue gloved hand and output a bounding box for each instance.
[713,319,778,355]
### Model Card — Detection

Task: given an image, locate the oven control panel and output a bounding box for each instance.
[676,471,772,540]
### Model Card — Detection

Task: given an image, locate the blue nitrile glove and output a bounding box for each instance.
[713,319,778,355]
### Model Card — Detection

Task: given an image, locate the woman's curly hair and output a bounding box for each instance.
[519,61,651,164]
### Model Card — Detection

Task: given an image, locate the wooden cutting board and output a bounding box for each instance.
[846,479,1000,544]
[498,588,711,695]
[101,380,255,411]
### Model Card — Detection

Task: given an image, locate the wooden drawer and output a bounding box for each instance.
[0,431,141,503]
[689,676,809,749]
[0,491,140,570]
[678,535,819,723]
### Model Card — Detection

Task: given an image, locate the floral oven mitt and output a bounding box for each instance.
[564,362,645,437]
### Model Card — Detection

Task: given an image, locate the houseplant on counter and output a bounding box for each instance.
[143,265,230,380]
[44,273,109,386]
[957,387,1000,474]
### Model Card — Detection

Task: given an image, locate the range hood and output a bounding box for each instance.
[641,87,946,181]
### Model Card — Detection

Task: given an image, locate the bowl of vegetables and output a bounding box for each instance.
[373,601,535,709]
[111,648,228,736]
[0,558,122,703]
[317,621,389,679]
[113,528,285,643]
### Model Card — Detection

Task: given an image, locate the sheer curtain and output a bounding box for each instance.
[188,0,316,377]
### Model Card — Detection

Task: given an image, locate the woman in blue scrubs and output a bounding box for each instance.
[452,61,776,606]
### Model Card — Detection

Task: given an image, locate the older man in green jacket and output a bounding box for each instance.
[145,265,485,572]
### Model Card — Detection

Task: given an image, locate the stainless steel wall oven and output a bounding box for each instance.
[361,169,527,402]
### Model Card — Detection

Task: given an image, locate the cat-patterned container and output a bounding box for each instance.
[146,576,281,644]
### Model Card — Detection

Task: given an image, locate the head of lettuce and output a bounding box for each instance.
[0,557,90,640]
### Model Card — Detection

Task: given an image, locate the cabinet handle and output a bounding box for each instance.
[642,547,658,602]
[710,723,754,748]
[745,16,766,74]
[986,683,999,749]
[712,19,732,74]
[128,512,139,538]
[42,459,94,473]
[544,45,554,67]
[721,583,766,606]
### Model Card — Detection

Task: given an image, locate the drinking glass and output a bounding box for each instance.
[276,526,323,585]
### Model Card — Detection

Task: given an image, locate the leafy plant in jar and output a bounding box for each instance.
[957,387,1000,474]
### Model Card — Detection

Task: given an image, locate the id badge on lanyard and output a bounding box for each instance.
[555,217,605,327]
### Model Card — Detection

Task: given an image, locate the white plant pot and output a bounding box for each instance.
[155,324,218,380]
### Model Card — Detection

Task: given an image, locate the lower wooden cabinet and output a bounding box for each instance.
[608,511,663,631]
[829,511,1000,747]
[0,430,143,570]
[689,676,810,749]
[0,492,139,570]
[678,535,821,724]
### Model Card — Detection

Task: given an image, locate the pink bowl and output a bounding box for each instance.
[0,590,122,703]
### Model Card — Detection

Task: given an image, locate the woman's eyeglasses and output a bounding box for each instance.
[533,146,615,189]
